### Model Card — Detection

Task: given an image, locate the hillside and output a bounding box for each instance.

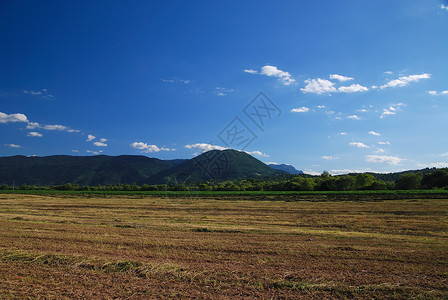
[148,149,285,184]
[0,151,285,186]
[0,155,185,186]
[268,163,303,174]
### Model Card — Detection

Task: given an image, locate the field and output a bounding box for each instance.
[0,193,447,299]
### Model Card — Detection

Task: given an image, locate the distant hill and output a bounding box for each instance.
[0,155,185,186]
[0,150,284,186]
[268,163,303,175]
[148,149,285,184]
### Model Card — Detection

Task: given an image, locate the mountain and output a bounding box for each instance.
[148,149,286,184]
[0,155,186,186]
[0,150,285,186]
[268,163,303,175]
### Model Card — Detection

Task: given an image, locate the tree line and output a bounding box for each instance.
[1,168,448,192]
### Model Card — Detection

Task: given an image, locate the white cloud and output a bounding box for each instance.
[338,84,369,93]
[290,106,310,113]
[86,135,96,142]
[244,65,295,85]
[304,169,322,176]
[338,132,347,136]
[161,79,175,83]
[380,103,405,119]
[329,168,373,175]
[420,162,448,168]
[349,142,370,148]
[86,150,103,155]
[384,71,393,75]
[245,150,269,157]
[357,109,368,112]
[26,122,40,129]
[300,78,336,94]
[72,150,79,153]
[442,4,448,11]
[0,112,28,124]
[260,65,296,86]
[317,105,326,109]
[427,90,448,96]
[369,131,381,136]
[366,155,402,165]
[4,143,21,148]
[321,156,338,160]
[184,143,227,153]
[43,124,67,131]
[42,124,79,133]
[347,115,361,120]
[131,142,173,153]
[375,148,386,153]
[99,138,107,142]
[244,69,258,74]
[329,74,354,82]
[93,142,108,147]
[378,141,390,145]
[27,131,43,137]
[439,152,448,157]
[380,73,431,89]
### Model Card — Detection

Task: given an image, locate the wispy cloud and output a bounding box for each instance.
[86,135,96,142]
[184,143,227,153]
[244,69,258,74]
[27,131,43,137]
[347,115,361,120]
[338,84,368,93]
[93,141,107,147]
[245,150,269,157]
[380,73,431,89]
[86,150,103,155]
[329,74,353,82]
[321,156,338,160]
[366,155,402,165]
[441,4,448,11]
[378,141,390,145]
[427,90,448,96]
[0,112,28,124]
[245,65,296,86]
[161,78,191,84]
[24,89,54,99]
[349,142,369,148]
[4,143,21,148]
[290,106,310,113]
[380,103,405,119]
[131,142,173,153]
[368,131,381,136]
[338,132,347,136]
[215,87,234,96]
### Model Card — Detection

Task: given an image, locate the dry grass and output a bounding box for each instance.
[0,193,447,299]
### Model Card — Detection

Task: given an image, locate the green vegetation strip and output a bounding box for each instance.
[1,189,448,198]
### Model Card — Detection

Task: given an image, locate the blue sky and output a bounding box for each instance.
[1,0,448,175]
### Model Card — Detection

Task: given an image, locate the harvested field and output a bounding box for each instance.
[0,193,447,299]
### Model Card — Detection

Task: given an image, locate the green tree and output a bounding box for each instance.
[395,173,422,190]
[355,174,376,190]
[335,175,356,191]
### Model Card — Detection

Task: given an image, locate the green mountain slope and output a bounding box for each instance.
[0,155,185,186]
[148,149,285,184]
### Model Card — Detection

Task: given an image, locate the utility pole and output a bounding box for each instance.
[12,180,15,191]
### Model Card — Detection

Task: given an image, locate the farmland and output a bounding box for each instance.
[0,193,447,299]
